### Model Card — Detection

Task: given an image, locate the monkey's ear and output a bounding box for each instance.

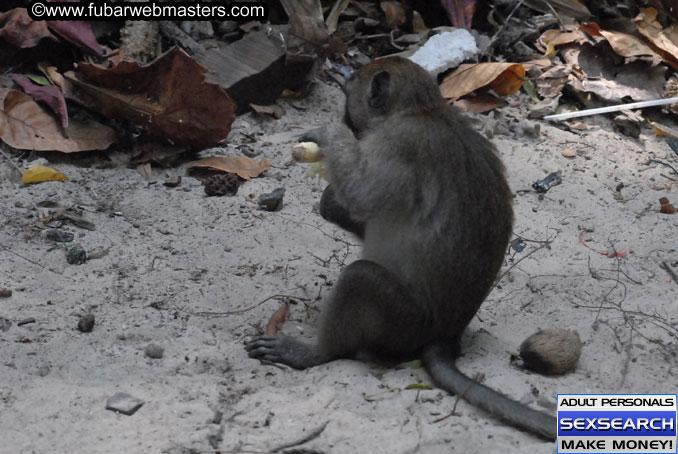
[368,70,391,112]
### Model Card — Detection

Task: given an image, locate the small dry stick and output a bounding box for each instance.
[540,0,565,30]
[433,374,482,423]
[270,421,329,453]
[659,261,678,285]
[485,0,526,58]
[194,294,308,317]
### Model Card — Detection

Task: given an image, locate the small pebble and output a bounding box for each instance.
[659,197,676,214]
[67,245,87,265]
[163,176,182,187]
[258,187,285,211]
[145,343,164,359]
[532,171,562,194]
[561,148,576,158]
[77,314,95,333]
[106,392,144,416]
[0,288,12,297]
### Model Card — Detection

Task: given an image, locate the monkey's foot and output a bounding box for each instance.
[245,336,326,370]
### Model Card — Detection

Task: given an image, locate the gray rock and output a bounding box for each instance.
[614,110,643,138]
[77,314,95,333]
[145,343,164,359]
[258,188,285,212]
[106,392,144,416]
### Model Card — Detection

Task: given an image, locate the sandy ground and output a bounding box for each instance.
[1,76,677,454]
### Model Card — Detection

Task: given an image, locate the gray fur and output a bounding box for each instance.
[246,57,557,440]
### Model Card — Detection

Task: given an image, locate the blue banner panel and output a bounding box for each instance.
[558,411,677,437]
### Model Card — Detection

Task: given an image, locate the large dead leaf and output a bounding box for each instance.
[63,48,235,148]
[0,8,57,48]
[440,63,525,100]
[563,44,666,103]
[0,89,116,152]
[187,156,270,180]
[579,23,660,60]
[535,24,594,56]
[633,7,678,69]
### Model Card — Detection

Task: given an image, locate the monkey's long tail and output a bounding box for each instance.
[424,343,557,440]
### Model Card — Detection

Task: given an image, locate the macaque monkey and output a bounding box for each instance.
[246,57,557,440]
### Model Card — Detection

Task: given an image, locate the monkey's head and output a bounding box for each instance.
[344,57,445,133]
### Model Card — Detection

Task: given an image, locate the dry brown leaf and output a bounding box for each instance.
[136,163,152,181]
[650,121,678,139]
[380,1,406,29]
[452,94,504,113]
[287,13,330,58]
[521,58,553,71]
[633,8,678,69]
[0,8,58,48]
[537,28,589,53]
[441,63,525,100]
[523,0,591,20]
[250,103,285,119]
[325,0,351,35]
[63,47,236,148]
[535,65,571,98]
[412,11,428,33]
[579,23,660,60]
[265,301,290,336]
[562,44,666,103]
[0,89,116,152]
[187,156,270,180]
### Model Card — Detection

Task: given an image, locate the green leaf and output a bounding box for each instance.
[522,80,539,103]
[397,359,422,369]
[404,383,433,390]
[26,74,51,86]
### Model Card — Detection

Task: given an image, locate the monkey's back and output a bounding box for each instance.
[361,108,514,342]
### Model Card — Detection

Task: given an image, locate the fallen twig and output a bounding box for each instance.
[649,159,678,177]
[659,261,678,285]
[270,421,329,453]
[194,294,308,318]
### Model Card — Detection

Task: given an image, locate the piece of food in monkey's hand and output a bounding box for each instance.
[292,142,322,163]
[519,329,582,375]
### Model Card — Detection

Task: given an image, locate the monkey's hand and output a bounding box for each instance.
[299,124,354,151]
